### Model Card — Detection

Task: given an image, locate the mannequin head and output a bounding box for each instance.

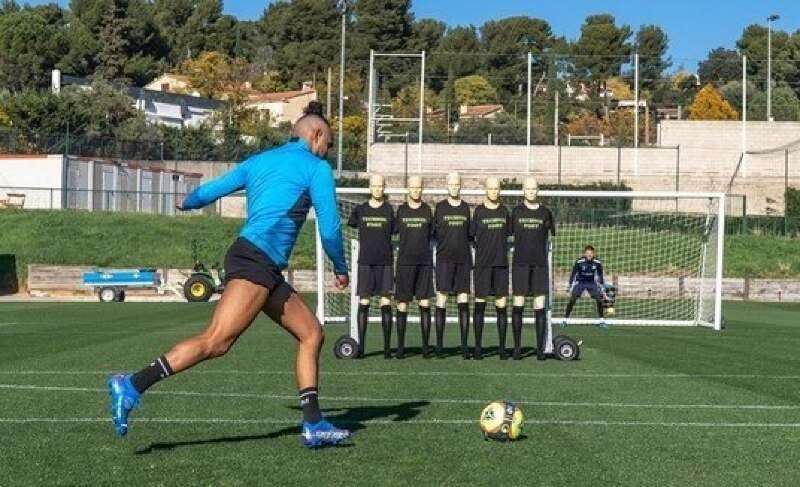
[369,174,385,201]
[446,172,461,199]
[485,177,501,204]
[523,176,539,204]
[407,175,424,203]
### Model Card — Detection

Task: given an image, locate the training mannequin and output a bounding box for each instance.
[433,172,472,358]
[395,176,435,358]
[471,177,511,360]
[511,176,555,360]
[347,174,395,358]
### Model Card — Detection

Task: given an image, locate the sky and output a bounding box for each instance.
[26,0,800,68]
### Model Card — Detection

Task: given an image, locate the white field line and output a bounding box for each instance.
[1,370,800,380]
[1,417,800,428]
[2,383,799,411]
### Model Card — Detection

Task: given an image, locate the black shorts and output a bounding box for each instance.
[435,261,471,295]
[395,265,434,302]
[512,265,549,296]
[474,266,509,298]
[356,264,394,298]
[224,237,294,314]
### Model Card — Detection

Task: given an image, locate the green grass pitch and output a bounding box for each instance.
[2,299,800,486]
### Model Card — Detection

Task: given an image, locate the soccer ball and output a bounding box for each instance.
[479,401,524,441]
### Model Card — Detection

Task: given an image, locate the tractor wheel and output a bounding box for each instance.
[98,287,118,303]
[184,275,214,302]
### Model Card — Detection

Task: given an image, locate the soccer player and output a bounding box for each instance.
[106,103,352,448]
[565,245,606,321]
[348,174,395,359]
[433,172,472,359]
[470,177,511,360]
[511,177,555,361]
[394,176,434,359]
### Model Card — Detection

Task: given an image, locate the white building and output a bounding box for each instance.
[245,84,317,126]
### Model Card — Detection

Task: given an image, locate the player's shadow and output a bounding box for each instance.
[134,400,429,454]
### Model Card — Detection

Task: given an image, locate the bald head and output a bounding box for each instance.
[293,115,332,158]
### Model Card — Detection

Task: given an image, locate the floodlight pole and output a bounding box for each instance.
[366,49,375,174]
[337,6,346,177]
[526,51,532,172]
[767,14,780,122]
[418,51,425,173]
[742,55,748,178]
[634,53,640,149]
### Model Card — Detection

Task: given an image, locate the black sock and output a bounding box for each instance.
[565,297,577,318]
[458,302,470,357]
[381,305,392,357]
[420,306,431,356]
[512,306,524,359]
[596,299,605,318]
[396,310,407,357]
[357,303,369,357]
[497,306,508,357]
[473,302,486,356]
[131,355,173,394]
[535,309,547,359]
[435,306,446,352]
[299,387,322,424]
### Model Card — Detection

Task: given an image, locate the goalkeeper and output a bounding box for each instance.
[564,245,607,320]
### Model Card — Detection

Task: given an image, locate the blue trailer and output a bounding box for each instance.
[82,268,162,302]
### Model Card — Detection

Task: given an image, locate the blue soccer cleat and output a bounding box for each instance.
[301,419,351,448]
[107,374,140,437]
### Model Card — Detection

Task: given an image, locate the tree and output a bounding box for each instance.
[635,25,670,90]
[454,75,497,106]
[428,25,481,91]
[749,86,799,121]
[182,50,247,100]
[351,0,413,58]
[153,0,237,62]
[0,9,67,90]
[95,0,130,81]
[480,16,556,98]
[719,80,756,115]
[606,77,632,100]
[688,84,738,120]
[698,48,741,86]
[737,24,796,82]
[260,0,341,86]
[409,18,445,53]
[571,14,632,102]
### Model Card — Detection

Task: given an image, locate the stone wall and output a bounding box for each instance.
[366,121,800,215]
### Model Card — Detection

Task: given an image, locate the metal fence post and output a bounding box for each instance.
[557,145,562,185]
[675,145,681,193]
[742,196,748,235]
[616,145,622,186]
[786,148,790,236]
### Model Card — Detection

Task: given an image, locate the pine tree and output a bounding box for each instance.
[95,0,130,82]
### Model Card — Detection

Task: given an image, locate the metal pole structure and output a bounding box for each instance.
[634,53,639,149]
[554,90,559,146]
[786,148,790,235]
[526,51,532,172]
[326,66,332,120]
[404,132,409,187]
[767,15,780,122]
[336,8,346,177]
[742,55,748,178]
[418,51,425,174]
[366,49,375,174]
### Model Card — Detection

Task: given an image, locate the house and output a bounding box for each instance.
[55,71,224,129]
[458,104,505,120]
[245,83,317,126]
[144,73,198,97]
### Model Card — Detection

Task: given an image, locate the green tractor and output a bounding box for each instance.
[183,240,226,302]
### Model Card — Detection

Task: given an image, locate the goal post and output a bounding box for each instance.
[315,188,726,334]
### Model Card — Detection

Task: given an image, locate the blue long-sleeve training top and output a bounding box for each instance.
[181,138,349,276]
[569,257,604,286]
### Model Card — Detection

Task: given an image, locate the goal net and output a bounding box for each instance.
[314,189,725,336]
